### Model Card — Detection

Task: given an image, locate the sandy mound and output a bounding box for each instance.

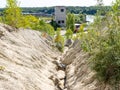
[0,24,62,90]
[62,40,112,90]
[0,23,113,90]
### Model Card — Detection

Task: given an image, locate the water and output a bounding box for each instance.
[86,15,95,23]
[74,14,95,23]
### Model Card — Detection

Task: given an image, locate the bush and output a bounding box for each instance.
[50,19,60,30]
[54,28,64,52]
[65,29,73,39]
[36,20,55,37]
[79,0,120,86]
[0,17,2,22]
[3,0,23,28]
[19,15,39,29]
[75,14,86,24]
[66,13,75,32]
[2,0,55,38]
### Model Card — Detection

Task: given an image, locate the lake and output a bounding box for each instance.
[86,15,95,23]
[74,14,95,23]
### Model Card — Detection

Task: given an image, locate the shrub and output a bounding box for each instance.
[79,0,120,87]
[75,14,86,24]
[66,13,75,32]
[36,20,55,37]
[54,28,64,52]
[65,29,73,39]
[19,15,39,29]
[3,0,23,28]
[50,19,60,30]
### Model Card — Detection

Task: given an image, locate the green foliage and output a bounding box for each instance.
[66,13,75,32]
[79,0,120,86]
[78,24,85,33]
[75,14,86,24]
[21,7,54,14]
[65,29,73,39]
[1,0,55,37]
[0,16,2,22]
[19,15,39,29]
[50,19,60,30]
[3,0,22,28]
[45,24,55,37]
[3,0,41,29]
[66,6,111,15]
[0,6,112,16]
[54,28,64,52]
[36,20,55,37]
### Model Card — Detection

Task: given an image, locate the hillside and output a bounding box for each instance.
[0,24,114,90]
[0,24,65,90]
[62,40,113,90]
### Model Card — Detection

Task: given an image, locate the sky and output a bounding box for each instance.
[0,0,115,8]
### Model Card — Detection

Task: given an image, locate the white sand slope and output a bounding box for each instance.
[0,24,61,90]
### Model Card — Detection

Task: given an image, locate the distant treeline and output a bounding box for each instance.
[67,6,111,15]
[0,6,111,15]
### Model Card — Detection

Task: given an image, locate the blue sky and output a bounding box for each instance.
[0,0,115,8]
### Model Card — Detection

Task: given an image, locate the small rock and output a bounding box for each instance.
[57,70,65,80]
[65,39,73,47]
[59,79,65,90]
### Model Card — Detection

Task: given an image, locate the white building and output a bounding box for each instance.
[54,6,66,27]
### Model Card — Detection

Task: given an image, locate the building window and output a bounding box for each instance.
[62,20,64,23]
[61,9,64,12]
[58,21,61,24]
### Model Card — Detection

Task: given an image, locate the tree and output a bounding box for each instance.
[36,20,55,37]
[65,29,73,39]
[50,19,60,30]
[20,15,39,29]
[79,0,120,88]
[4,0,22,28]
[75,14,86,24]
[54,28,64,52]
[0,17,2,22]
[66,13,75,32]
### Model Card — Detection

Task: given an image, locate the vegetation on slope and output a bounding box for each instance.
[76,0,120,88]
[0,0,65,51]
[1,0,120,86]
[54,28,65,52]
[66,13,75,32]
[0,0,55,37]
[0,0,120,89]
